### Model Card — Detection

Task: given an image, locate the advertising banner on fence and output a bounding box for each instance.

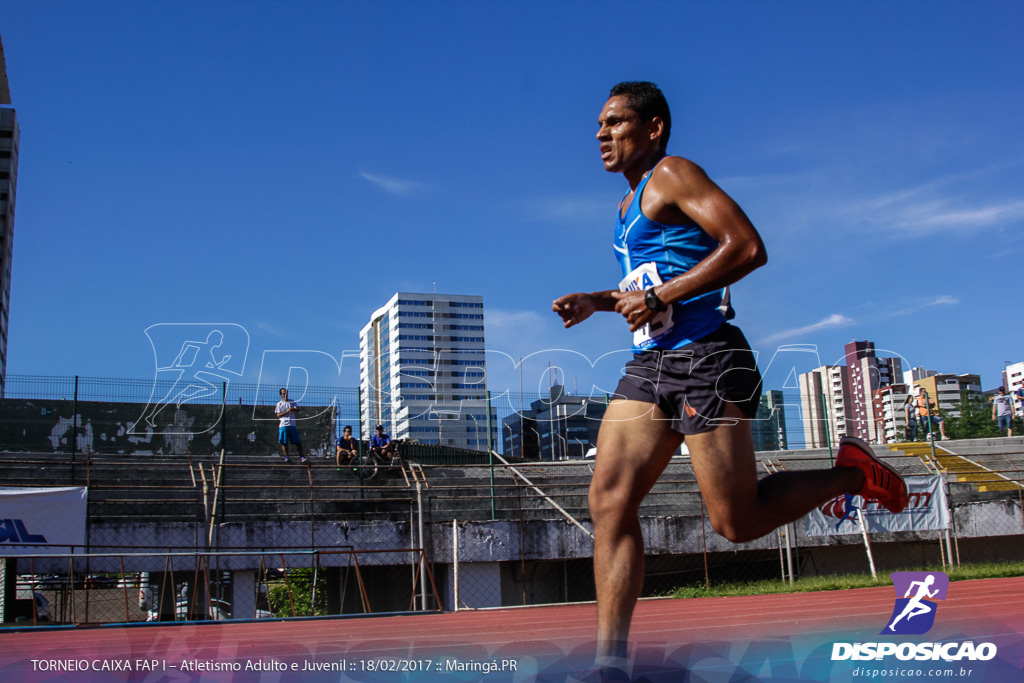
[0,486,87,554]
[804,475,949,536]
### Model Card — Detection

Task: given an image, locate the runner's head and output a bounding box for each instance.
[608,81,671,153]
[598,81,671,175]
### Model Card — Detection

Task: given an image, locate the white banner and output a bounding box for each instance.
[0,487,87,554]
[803,475,949,537]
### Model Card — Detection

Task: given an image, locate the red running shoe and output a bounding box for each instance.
[836,436,908,514]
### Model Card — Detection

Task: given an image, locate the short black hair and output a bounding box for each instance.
[344,425,352,431]
[609,81,671,152]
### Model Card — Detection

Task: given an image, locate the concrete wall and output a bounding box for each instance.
[0,398,335,456]
[50,494,1021,575]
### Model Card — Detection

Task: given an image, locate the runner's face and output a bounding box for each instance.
[597,96,659,173]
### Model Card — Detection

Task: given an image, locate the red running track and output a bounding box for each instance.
[1,576,1022,682]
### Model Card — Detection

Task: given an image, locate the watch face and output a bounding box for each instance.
[645,288,664,312]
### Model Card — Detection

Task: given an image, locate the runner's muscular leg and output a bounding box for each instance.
[589,399,683,662]
[686,403,863,543]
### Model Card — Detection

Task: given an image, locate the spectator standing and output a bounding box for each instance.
[993,386,1015,437]
[275,388,306,462]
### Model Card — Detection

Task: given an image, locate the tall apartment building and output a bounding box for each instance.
[0,36,18,395]
[911,373,982,419]
[904,367,938,386]
[502,384,606,461]
[875,383,911,443]
[798,365,849,448]
[843,341,902,443]
[751,389,787,451]
[1005,361,1024,415]
[359,292,495,450]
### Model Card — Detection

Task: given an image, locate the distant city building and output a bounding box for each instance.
[502,385,605,460]
[903,367,938,387]
[752,389,787,451]
[1005,361,1024,415]
[843,341,902,443]
[911,373,982,419]
[359,292,495,450]
[0,35,18,396]
[875,383,912,443]
[798,340,903,446]
[799,365,849,448]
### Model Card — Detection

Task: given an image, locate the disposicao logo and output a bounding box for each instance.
[831,571,998,663]
[882,571,948,635]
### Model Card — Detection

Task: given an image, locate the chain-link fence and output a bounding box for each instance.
[3,375,1024,627]
[0,375,787,458]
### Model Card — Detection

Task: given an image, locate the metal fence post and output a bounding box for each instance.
[487,391,495,520]
[220,382,227,454]
[821,392,834,465]
[71,376,79,481]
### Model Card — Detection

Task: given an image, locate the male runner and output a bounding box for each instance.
[552,81,908,680]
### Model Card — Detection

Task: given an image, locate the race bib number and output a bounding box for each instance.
[618,262,675,348]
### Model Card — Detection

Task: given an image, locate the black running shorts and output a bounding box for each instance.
[612,323,763,435]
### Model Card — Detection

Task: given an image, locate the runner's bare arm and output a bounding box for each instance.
[552,290,619,328]
[614,157,767,332]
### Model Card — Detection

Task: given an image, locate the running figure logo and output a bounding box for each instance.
[133,324,250,434]
[881,571,949,635]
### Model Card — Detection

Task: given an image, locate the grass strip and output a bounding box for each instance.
[667,560,1024,600]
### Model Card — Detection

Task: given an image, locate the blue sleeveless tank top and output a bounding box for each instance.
[613,164,731,351]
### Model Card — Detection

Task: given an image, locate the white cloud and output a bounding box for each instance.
[761,313,855,344]
[255,321,290,338]
[358,171,423,196]
[483,308,631,397]
[886,295,959,318]
[907,201,1024,230]
[512,194,610,224]
[832,176,1024,237]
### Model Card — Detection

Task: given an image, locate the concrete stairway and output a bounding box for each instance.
[890,441,1023,493]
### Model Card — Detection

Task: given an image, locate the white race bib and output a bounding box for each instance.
[618,262,675,348]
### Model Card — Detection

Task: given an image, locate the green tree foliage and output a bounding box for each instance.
[267,568,328,617]
[945,391,1006,440]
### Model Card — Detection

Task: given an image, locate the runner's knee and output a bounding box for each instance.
[588,476,640,524]
[707,508,759,544]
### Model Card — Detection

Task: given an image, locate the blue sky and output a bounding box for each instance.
[2,2,1022,417]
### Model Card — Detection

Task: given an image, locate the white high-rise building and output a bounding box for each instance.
[798,365,849,448]
[904,367,938,387]
[0,37,19,395]
[359,292,494,450]
[1006,361,1024,415]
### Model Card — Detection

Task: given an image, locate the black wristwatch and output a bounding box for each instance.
[644,287,668,313]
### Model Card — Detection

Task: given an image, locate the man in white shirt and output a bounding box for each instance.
[993,386,1015,437]
[275,388,306,462]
